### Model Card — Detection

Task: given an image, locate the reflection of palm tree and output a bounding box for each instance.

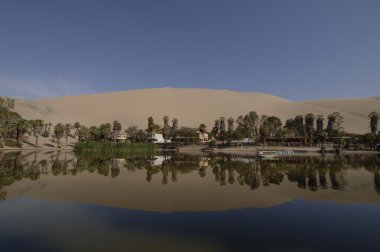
[111,159,120,178]
[374,172,380,193]
[228,167,235,184]
[212,165,220,182]
[219,167,226,185]
[146,167,154,182]
[111,167,120,178]
[161,166,169,184]
[317,160,328,189]
[307,167,318,191]
[329,170,347,190]
[170,168,177,182]
[199,167,206,177]
[247,164,261,190]
[288,165,307,189]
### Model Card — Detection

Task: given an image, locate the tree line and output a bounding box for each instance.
[205,111,380,151]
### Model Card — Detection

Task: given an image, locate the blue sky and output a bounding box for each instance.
[0,0,379,100]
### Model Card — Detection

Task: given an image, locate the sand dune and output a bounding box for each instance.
[13,88,380,134]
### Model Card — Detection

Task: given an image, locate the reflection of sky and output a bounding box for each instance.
[1,197,380,252]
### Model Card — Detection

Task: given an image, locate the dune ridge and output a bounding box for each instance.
[13,88,380,134]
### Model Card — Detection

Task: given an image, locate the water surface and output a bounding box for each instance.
[1,151,379,251]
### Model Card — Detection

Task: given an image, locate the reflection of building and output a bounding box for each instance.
[199,157,209,167]
[112,132,127,142]
[151,156,171,166]
[114,158,126,165]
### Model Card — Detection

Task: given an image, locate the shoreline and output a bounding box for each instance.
[178,145,380,156]
[1,144,379,156]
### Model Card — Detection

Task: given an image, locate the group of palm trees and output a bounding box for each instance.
[206,110,379,150]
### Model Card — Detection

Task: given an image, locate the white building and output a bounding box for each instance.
[111,131,127,142]
[197,131,209,143]
[149,133,171,144]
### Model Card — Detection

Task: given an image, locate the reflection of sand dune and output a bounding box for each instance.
[13,88,380,134]
[2,151,380,212]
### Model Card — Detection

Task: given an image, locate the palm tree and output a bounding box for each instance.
[171,118,178,140]
[316,115,324,133]
[89,126,99,141]
[276,128,289,146]
[327,112,344,137]
[368,111,379,133]
[30,119,44,147]
[77,126,89,141]
[244,111,259,139]
[284,118,296,136]
[54,123,65,147]
[125,125,138,142]
[294,115,304,137]
[162,116,171,140]
[317,130,328,153]
[294,115,305,145]
[99,123,112,142]
[227,118,234,134]
[259,123,270,146]
[15,119,29,146]
[112,120,122,141]
[73,122,81,137]
[147,116,154,133]
[219,117,226,133]
[236,115,244,127]
[305,113,315,146]
[266,116,282,138]
[64,123,71,146]
[327,114,335,137]
[163,116,169,127]
[198,123,207,134]
[146,116,160,134]
[211,119,220,137]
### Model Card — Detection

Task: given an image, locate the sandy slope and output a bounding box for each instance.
[13,88,380,134]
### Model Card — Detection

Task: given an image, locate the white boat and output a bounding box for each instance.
[257,150,294,158]
[257,151,277,158]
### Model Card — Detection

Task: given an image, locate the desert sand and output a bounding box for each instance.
[12,88,380,134]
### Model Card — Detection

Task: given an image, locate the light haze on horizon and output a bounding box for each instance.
[0,0,379,101]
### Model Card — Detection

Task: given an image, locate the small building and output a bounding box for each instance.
[111,131,127,142]
[241,138,254,144]
[148,133,171,144]
[197,131,209,143]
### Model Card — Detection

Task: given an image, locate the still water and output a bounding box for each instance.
[1,151,380,252]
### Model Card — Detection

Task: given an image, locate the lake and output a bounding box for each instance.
[1,151,380,252]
